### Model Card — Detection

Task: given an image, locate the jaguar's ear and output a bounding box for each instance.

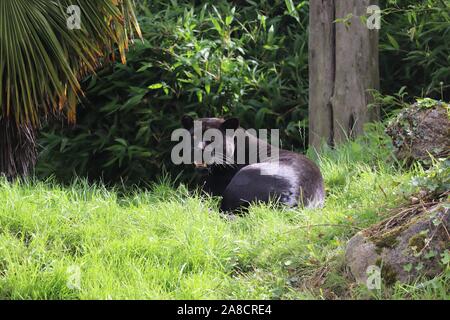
[221,118,240,130]
[181,115,194,130]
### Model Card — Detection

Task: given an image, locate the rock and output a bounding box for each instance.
[345,202,449,286]
[386,100,449,165]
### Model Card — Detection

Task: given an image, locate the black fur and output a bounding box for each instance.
[181,116,325,212]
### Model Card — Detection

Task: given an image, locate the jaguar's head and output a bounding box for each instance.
[181,115,240,172]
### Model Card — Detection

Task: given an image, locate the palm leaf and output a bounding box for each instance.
[0,0,142,126]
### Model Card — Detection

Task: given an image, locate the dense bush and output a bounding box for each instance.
[37,0,309,185]
[379,0,449,105]
[37,0,449,185]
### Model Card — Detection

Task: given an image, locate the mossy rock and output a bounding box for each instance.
[386,100,449,165]
[345,203,449,286]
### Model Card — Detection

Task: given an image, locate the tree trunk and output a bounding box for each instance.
[309,0,380,149]
[308,0,336,148]
[0,116,37,179]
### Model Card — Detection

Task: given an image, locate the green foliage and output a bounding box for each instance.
[379,0,450,101]
[409,158,450,195]
[37,0,310,185]
[37,0,450,185]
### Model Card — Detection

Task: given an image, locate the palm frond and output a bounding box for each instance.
[0,0,141,126]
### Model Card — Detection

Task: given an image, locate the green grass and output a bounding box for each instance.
[0,125,448,299]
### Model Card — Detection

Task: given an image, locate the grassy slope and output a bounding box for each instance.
[0,125,448,299]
